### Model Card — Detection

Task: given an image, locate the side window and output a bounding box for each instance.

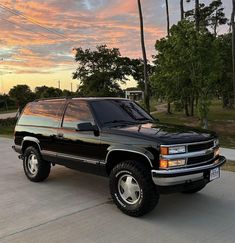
[62,101,94,129]
[18,101,64,127]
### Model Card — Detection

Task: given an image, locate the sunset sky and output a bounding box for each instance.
[0,0,232,93]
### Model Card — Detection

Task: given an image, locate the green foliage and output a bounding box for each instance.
[0,94,15,111]
[73,45,133,97]
[9,85,35,112]
[0,118,17,127]
[185,0,228,35]
[216,33,234,107]
[35,86,63,99]
[151,19,222,127]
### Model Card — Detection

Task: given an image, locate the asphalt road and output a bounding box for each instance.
[0,112,17,119]
[0,137,235,243]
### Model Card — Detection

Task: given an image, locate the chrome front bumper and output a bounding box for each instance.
[152,156,226,186]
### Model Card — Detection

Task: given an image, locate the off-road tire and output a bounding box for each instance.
[109,160,159,217]
[23,146,51,182]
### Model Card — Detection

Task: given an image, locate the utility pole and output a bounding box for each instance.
[137,0,150,112]
[58,80,61,90]
[71,82,73,92]
[232,0,235,105]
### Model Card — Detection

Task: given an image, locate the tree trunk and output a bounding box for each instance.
[184,98,189,116]
[137,0,150,112]
[165,0,170,36]
[167,102,171,114]
[180,0,184,20]
[190,97,194,116]
[165,0,170,114]
[232,0,235,105]
[195,0,200,32]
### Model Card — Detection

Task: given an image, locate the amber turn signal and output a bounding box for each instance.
[159,159,168,169]
[160,147,169,155]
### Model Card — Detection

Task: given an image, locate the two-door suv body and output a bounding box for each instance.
[13,98,226,216]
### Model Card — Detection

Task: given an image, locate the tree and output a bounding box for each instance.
[129,58,154,91]
[9,85,35,112]
[232,0,235,104]
[151,20,221,128]
[165,0,172,114]
[137,0,150,112]
[165,0,170,35]
[185,0,227,35]
[216,34,233,108]
[180,0,185,20]
[73,45,131,97]
[35,86,63,99]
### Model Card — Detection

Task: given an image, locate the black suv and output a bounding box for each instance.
[13,98,226,216]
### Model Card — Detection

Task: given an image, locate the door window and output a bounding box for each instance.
[62,101,94,129]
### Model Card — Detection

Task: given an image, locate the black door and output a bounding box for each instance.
[55,100,103,167]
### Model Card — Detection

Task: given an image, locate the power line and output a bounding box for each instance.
[0,3,75,42]
[0,16,58,41]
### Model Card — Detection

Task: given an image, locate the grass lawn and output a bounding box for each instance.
[0,126,14,138]
[222,161,235,172]
[152,99,235,149]
[0,109,17,114]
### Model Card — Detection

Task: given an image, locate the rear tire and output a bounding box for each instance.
[23,146,51,182]
[109,160,159,217]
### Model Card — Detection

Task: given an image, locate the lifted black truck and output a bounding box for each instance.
[13,98,226,216]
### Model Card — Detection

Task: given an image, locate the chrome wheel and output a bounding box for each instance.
[118,174,141,205]
[27,154,38,175]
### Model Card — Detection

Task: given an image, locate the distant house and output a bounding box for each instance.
[125,90,144,101]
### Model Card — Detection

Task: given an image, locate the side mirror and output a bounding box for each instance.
[76,122,97,132]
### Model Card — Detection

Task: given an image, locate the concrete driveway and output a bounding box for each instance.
[0,137,235,243]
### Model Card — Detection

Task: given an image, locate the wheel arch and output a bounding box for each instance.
[105,149,154,175]
[21,137,41,154]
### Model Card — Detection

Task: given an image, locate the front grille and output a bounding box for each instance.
[187,152,214,165]
[188,140,214,152]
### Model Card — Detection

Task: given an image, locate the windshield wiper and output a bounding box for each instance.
[103,120,138,126]
[136,118,154,123]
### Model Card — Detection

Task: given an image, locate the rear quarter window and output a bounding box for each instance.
[18,100,64,127]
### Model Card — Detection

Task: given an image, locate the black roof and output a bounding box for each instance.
[34,97,129,102]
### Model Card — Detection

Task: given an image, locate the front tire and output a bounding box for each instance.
[109,161,159,217]
[23,146,51,182]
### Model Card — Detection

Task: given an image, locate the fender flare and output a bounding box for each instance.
[105,145,155,168]
[21,136,41,151]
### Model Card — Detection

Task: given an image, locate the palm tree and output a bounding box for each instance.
[164,0,172,113]
[137,0,150,112]
[232,0,235,104]
[195,0,200,31]
[165,0,170,36]
[186,0,200,31]
[180,0,184,20]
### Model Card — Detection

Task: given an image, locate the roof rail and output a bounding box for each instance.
[34,96,69,102]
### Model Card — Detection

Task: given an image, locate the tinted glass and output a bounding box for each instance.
[18,100,64,127]
[62,101,94,129]
[91,100,153,126]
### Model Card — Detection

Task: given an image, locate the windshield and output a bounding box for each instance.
[90,99,153,127]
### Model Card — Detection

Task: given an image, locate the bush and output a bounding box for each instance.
[0,118,17,127]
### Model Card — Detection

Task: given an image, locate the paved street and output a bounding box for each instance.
[221,148,235,161]
[0,112,17,119]
[0,137,235,243]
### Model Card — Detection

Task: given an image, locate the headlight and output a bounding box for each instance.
[160,159,186,169]
[160,145,186,155]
